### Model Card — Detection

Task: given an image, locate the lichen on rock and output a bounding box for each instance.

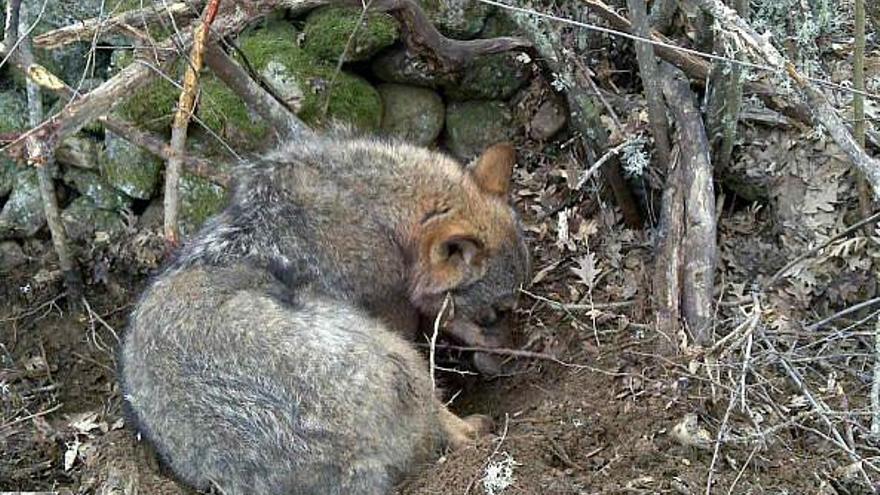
[444,100,515,160]
[61,196,126,243]
[63,167,133,212]
[179,172,228,238]
[100,131,163,200]
[0,169,45,239]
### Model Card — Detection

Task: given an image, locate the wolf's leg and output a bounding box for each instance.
[436,404,494,450]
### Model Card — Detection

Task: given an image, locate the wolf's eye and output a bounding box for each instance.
[476,308,499,327]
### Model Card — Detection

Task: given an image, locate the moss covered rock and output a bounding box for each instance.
[378,84,444,146]
[56,135,102,170]
[179,172,228,237]
[0,90,27,198]
[0,169,45,239]
[197,75,271,151]
[444,100,515,160]
[445,53,531,101]
[100,131,163,200]
[112,52,270,148]
[419,0,491,39]
[239,22,382,131]
[112,51,180,133]
[64,167,133,211]
[0,240,27,272]
[0,160,15,198]
[303,7,398,63]
[479,12,523,38]
[61,196,126,243]
[371,48,450,88]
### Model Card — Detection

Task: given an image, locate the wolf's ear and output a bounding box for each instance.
[470,143,516,197]
[413,222,486,297]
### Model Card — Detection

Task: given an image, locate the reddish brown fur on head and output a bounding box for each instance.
[410,143,519,304]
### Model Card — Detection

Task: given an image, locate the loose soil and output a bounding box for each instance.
[0,241,836,495]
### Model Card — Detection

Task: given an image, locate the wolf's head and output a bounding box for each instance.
[410,144,531,375]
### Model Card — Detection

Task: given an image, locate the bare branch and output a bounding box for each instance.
[1,0,322,159]
[626,0,670,170]
[32,1,196,49]
[660,62,717,346]
[165,0,222,247]
[372,0,530,68]
[8,0,83,308]
[695,0,880,199]
[204,44,308,139]
[582,0,813,125]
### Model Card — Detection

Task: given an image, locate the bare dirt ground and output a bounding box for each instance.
[0,141,857,494]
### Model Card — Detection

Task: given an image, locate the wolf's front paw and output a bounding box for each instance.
[446,413,494,450]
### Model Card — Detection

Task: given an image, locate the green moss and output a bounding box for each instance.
[101,131,163,200]
[112,51,180,133]
[302,7,398,63]
[198,75,270,150]
[239,22,382,131]
[444,53,530,101]
[180,172,228,237]
[112,51,270,146]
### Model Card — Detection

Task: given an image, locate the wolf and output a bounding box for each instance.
[119,132,530,494]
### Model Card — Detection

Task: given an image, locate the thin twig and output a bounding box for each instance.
[10,0,84,309]
[520,288,634,311]
[33,2,195,49]
[871,314,880,437]
[805,297,880,332]
[423,343,627,377]
[164,0,222,248]
[626,0,670,170]
[0,402,63,430]
[767,210,880,287]
[429,294,452,392]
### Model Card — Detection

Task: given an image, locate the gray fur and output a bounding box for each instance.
[120,133,529,494]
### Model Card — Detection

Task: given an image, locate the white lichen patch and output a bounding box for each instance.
[482,451,519,495]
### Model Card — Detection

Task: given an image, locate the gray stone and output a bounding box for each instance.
[61,196,126,243]
[529,98,567,140]
[479,12,523,38]
[0,90,28,197]
[444,53,531,101]
[260,60,306,111]
[63,167,133,211]
[0,241,27,272]
[100,131,163,200]
[378,84,445,146]
[420,0,491,39]
[444,101,515,160]
[21,0,108,84]
[56,135,101,170]
[0,169,45,239]
[0,160,16,198]
[372,48,449,88]
[0,90,28,132]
